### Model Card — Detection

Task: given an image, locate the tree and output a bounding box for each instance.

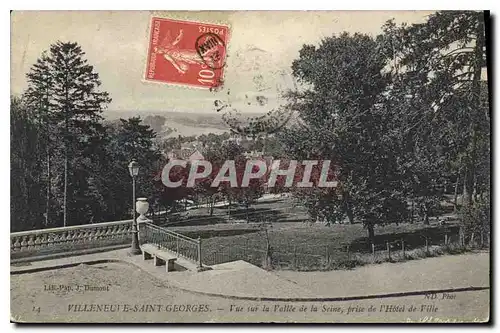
[204,140,244,219]
[232,156,265,222]
[106,117,164,220]
[48,42,111,226]
[10,97,46,231]
[280,32,408,243]
[154,161,192,220]
[24,41,111,226]
[386,12,488,208]
[23,52,54,227]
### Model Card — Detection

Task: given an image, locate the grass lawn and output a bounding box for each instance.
[177,221,460,270]
[153,197,462,270]
[153,198,310,227]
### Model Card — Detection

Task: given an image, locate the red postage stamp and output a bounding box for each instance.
[145,17,230,89]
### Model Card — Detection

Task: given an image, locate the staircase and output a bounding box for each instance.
[139,222,211,272]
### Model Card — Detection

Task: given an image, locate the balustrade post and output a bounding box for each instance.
[27,235,35,250]
[13,236,21,251]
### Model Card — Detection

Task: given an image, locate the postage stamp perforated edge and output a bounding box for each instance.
[141,14,232,90]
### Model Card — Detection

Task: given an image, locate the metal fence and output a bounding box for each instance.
[202,228,490,270]
[140,222,202,267]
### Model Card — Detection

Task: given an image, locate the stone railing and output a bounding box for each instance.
[11,220,133,261]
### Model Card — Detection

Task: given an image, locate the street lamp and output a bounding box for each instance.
[128,159,142,255]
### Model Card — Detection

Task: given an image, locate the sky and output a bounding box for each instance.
[11,10,435,114]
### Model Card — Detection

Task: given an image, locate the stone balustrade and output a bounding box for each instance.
[11,220,133,261]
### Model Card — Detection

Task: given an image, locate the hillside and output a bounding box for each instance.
[102,110,300,139]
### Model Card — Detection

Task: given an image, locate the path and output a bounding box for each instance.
[12,249,489,300]
[11,252,490,323]
[276,252,490,298]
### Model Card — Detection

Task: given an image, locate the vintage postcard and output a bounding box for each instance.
[10,10,491,323]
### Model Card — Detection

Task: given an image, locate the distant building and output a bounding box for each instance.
[244,150,264,159]
[226,133,243,145]
[166,140,206,162]
[188,150,205,161]
[167,148,205,161]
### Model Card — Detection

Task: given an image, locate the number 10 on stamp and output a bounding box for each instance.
[145,17,230,89]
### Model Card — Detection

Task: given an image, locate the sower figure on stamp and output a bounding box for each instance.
[155,29,216,74]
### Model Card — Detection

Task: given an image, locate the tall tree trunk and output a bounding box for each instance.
[453,174,459,212]
[473,178,478,203]
[410,200,415,224]
[423,211,429,225]
[43,85,51,228]
[45,149,51,227]
[63,153,68,227]
[63,103,69,227]
[344,192,354,224]
[464,151,476,208]
[423,202,430,225]
[463,165,469,205]
[367,223,375,245]
[465,13,486,208]
[346,207,354,224]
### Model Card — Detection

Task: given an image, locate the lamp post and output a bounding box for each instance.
[128,159,142,255]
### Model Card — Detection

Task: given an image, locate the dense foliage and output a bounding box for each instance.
[278,11,490,241]
[11,12,490,240]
